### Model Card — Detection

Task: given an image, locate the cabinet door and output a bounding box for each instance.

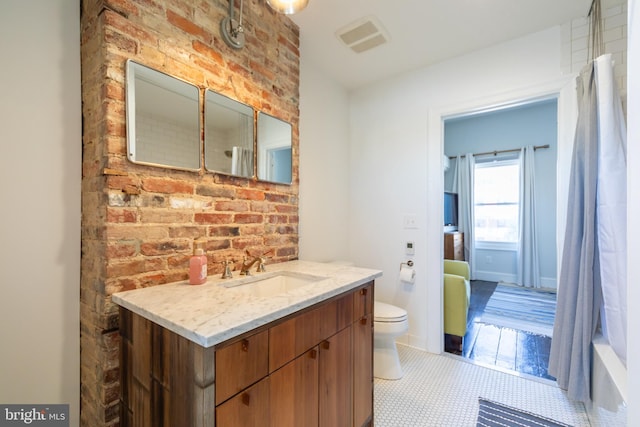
[353,314,373,427]
[215,330,269,405]
[270,347,319,427]
[319,327,353,427]
[216,377,270,427]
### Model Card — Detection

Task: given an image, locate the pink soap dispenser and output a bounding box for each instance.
[189,246,208,285]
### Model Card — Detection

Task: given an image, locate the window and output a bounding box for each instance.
[474,159,519,245]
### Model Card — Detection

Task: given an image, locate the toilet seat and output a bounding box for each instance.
[374,301,407,323]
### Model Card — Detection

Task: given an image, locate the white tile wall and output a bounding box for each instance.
[561,3,628,110]
[137,113,200,169]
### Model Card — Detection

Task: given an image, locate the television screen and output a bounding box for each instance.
[444,192,458,226]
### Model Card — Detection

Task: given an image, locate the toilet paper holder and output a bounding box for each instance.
[399,260,414,270]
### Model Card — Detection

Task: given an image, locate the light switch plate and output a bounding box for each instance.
[403,214,418,229]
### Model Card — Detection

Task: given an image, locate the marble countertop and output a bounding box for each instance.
[111,260,382,348]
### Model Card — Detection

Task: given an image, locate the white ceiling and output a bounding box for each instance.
[290,0,616,90]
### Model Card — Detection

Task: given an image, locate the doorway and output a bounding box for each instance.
[442,98,560,379]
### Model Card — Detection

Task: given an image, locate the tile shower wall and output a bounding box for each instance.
[562,2,628,109]
[136,113,198,169]
[80,0,300,425]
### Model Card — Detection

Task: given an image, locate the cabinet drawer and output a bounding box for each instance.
[269,300,337,372]
[215,330,269,405]
[216,376,270,427]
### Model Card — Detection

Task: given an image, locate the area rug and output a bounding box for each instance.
[480,284,556,337]
[477,398,573,427]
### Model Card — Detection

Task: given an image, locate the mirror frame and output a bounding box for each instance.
[125,60,201,171]
[203,89,255,179]
[256,112,293,185]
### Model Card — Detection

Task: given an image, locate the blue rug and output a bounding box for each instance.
[477,398,572,426]
[480,284,556,337]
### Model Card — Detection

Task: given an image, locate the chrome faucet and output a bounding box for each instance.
[239,250,272,275]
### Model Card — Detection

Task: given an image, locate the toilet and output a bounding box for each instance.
[373,301,409,380]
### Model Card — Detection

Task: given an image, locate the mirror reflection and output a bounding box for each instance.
[257,112,292,184]
[125,60,200,171]
[204,90,255,178]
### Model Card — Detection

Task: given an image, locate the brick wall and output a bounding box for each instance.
[80,0,300,425]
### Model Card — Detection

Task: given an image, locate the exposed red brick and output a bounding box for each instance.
[81,0,301,423]
[267,214,288,224]
[106,207,137,223]
[142,177,194,194]
[195,213,234,224]
[237,188,266,201]
[106,241,137,259]
[209,226,240,237]
[192,40,225,66]
[265,193,289,203]
[275,204,297,214]
[215,200,248,212]
[234,213,264,224]
[140,240,190,256]
[166,9,210,42]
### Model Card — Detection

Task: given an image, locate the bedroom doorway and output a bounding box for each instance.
[442,98,559,379]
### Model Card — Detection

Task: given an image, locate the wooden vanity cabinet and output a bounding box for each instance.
[119,281,374,427]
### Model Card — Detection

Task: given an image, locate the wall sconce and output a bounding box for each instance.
[221,0,309,50]
[266,0,309,15]
[221,0,245,49]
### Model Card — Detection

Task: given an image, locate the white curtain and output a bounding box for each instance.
[517,146,541,288]
[231,146,253,177]
[452,154,476,279]
[595,54,627,366]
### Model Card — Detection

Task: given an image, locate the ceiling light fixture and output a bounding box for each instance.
[221,0,245,49]
[266,0,309,15]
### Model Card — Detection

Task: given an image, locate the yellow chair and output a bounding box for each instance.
[443,260,471,350]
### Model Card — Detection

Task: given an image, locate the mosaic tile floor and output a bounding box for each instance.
[374,344,591,427]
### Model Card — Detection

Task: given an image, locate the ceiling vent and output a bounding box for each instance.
[336,16,389,54]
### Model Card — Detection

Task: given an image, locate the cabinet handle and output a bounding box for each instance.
[360,316,368,326]
[242,393,250,406]
[360,288,367,296]
[322,340,330,350]
[241,339,249,352]
[310,349,317,359]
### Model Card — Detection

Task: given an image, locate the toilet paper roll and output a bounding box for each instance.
[399,266,415,284]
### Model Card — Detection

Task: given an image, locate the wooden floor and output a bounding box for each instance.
[446,280,555,381]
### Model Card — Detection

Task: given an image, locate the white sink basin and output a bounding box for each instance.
[223,271,327,297]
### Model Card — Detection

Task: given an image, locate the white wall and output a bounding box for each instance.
[298,56,351,262]
[626,1,638,423]
[0,1,80,425]
[348,27,569,352]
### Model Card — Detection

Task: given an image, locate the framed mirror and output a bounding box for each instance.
[125,60,201,171]
[257,112,292,184]
[204,90,255,178]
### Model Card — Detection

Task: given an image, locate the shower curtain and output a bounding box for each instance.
[452,154,476,279]
[231,146,253,177]
[548,54,627,403]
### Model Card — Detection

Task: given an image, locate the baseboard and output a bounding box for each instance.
[474,270,557,289]
[396,333,428,352]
